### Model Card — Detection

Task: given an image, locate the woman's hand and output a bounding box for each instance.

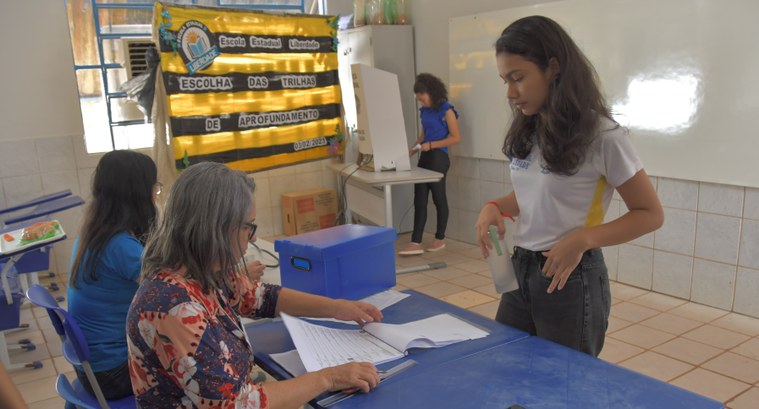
[475,204,505,258]
[331,300,383,326]
[243,259,266,282]
[541,229,590,293]
[319,362,380,393]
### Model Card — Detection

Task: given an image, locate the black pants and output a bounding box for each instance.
[412,149,450,243]
[75,360,133,400]
[495,247,611,356]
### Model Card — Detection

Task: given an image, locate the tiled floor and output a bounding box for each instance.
[6,233,759,408]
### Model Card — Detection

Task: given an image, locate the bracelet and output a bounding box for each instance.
[486,201,515,221]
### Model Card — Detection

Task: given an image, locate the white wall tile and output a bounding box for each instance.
[654,208,696,255]
[36,136,76,173]
[252,176,272,208]
[41,171,81,197]
[321,170,337,191]
[479,159,507,183]
[652,251,693,299]
[2,174,43,206]
[269,174,297,207]
[446,176,460,209]
[269,165,296,176]
[630,231,655,248]
[617,244,653,289]
[744,187,759,221]
[271,206,283,236]
[458,177,481,212]
[734,267,759,318]
[738,219,759,270]
[698,182,744,217]
[657,178,698,210]
[295,171,323,191]
[478,180,506,208]
[457,157,479,179]
[602,245,619,281]
[694,213,741,264]
[253,206,274,238]
[0,139,40,177]
[295,160,323,174]
[691,259,736,311]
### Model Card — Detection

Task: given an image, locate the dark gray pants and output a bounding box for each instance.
[75,360,133,400]
[495,247,611,356]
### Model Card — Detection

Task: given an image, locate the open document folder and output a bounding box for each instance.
[278,312,489,373]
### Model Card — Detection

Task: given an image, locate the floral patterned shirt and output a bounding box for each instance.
[127,269,281,408]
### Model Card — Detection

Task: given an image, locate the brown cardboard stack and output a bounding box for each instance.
[281,188,338,236]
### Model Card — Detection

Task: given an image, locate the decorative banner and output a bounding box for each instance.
[154,2,344,172]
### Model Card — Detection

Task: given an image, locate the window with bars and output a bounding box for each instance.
[65,0,314,153]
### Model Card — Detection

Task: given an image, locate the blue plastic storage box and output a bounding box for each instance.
[274,224,397,300]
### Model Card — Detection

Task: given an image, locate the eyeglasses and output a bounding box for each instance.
[242,221,257,241]
[154,182,163,196]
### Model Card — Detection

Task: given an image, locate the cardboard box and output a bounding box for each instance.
[274,224,397,300]
[282,188,338,236]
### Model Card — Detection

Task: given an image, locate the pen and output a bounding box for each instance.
[488,226,503,256]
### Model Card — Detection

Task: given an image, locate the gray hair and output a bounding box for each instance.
[142,162,256,292]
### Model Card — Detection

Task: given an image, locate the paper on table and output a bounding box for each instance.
[279,312,490,372]
[270,349,307,377]
[364,313,489,353]
[309,289,411,325]
[281,312,403,372]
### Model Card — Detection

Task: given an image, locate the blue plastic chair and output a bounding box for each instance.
[25,285,135,409]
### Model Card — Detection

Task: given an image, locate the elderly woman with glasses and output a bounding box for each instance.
[126,162,382,409]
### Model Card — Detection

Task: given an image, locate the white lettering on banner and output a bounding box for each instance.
[205,118,221,132]
[288,39,321,50]
[293,137,328,151]
[238,109,320,128]
[280,75,317,88]
[288,38,319,50]
[249,36,283,49]
[218,35,246,48]
[178,76,234,91]
[247,76,270,89]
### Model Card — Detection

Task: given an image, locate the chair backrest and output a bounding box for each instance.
[26,284,110,408]
[56,373,99,409]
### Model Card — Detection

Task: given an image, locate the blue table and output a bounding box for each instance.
[246,291,723,409]
[336,336,723,409]
[4,195,85,226]
[246,289,528,384]
[0,190,72,221]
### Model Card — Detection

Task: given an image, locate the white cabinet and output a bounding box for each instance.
[337,25,418,232]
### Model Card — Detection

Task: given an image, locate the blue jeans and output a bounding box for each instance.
[495,247,611,356]
[75,360,133,400]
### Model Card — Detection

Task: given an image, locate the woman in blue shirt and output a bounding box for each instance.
[399,73,461,255]
[66,150,159,399]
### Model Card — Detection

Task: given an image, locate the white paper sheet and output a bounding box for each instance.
[364,313,490,353]
[280,312,403,372]
[309,289,411,325]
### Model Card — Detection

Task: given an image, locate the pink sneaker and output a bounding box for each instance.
[398,242,424,256]
[425,240,446,252]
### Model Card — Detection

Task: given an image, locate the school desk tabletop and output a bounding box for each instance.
[244,289,529,394]
[3,195,85,226]
[330,335,723,409]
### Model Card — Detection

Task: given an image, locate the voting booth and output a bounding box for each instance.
[275,224,396,300]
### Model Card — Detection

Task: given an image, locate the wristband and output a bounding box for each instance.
[428,142,433,150]
[486,201,515,221]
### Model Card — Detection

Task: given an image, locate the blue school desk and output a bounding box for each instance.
[245,290,723,409]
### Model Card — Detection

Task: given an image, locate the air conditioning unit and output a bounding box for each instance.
[122,37,155,79]
[119,37,156,122]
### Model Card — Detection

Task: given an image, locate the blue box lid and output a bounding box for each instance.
[274,224,396,261]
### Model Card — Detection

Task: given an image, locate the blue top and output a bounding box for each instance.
[66,232,143,372]
[419,101,458,154]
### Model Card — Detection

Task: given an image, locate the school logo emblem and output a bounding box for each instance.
[176,20,220,74]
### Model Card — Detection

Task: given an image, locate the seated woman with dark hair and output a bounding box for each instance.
[127,162,382,408]
[66,150,160,399]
